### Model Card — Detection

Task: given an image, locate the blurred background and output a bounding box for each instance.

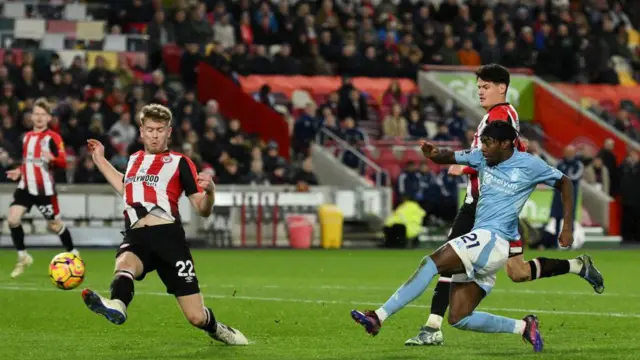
[0,0,639,251]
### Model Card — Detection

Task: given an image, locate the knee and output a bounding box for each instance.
[448,312,469,328]
[47,221,63,234]
[506,261,530,283]
[185,310,207,328]
[7,212,21,228]
[115,254,141,275]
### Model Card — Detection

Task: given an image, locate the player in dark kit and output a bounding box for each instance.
[82,104,248,345]
[4,98,78,278]
[404,64,605,346]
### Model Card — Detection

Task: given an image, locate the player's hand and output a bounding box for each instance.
[6,168,21,181]
[197,172,215,193]
[87,139,105,159]
[558,227,574,248]
[420,140,438,158]
[41,150,55,162]
[448,164,464,176]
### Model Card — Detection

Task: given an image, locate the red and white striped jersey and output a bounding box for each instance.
[18,129,67,196]
[465,103,525,203]
[122,150,202,229]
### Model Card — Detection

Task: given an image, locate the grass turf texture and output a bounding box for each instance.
[0,249,639,360]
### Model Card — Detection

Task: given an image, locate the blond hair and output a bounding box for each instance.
[33,97,52,114]
[139,103,172,125]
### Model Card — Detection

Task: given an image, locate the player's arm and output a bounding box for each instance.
[554,175,574,231]
[420,141,457,164]
[48,134,67,168]
[181,157,215,217]
[87,139,124,195]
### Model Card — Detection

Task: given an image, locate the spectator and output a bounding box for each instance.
[419,163,439,214]
[270,159,290,185]
[242,159,271,186]
[253,84,275,108]
[383,103,408,138]
[432,123,453,141]
[407,109,428,139]
[338,88,368,121]
[584,156,610,194]
[263,142,285,173]
[74,157,106,183]
[397,161,422,202]
[382,80,407,108]
[457,38,481,66]
[180,43,201,91]
[619,150,640,242]
[108,112,137,150]
[525,139,548,163]
[148,10,176,70]
[318,107,341,144]
[342,117,366,144]
[292,158,319,188]
[434,165,460,222]
[217,158,241,185]
[597,138,618,195]
[213,14,236,50]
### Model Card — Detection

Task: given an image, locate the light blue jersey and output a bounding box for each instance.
[454,148,563,241]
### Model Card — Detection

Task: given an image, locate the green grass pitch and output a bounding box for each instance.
[1,248,639,360]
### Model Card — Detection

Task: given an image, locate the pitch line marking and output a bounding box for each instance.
[0,284,639,319]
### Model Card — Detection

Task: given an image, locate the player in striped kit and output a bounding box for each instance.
[80,104,248,345]
[404,64,604,346]
[4,98,78,278]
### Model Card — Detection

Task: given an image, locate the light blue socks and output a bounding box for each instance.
[376,257,438,321]
[453,311,525,334]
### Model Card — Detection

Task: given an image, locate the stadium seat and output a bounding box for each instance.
[127,23,148,34]
[103,35,127,52]
[57,49,85,68]
[377,147,397,163]
[400,149,422,164]
[47,20,77,35]
[63,3,88,21]
[162,43,182,74]
[2,2,26,19]
[76,21,105,41]
[41,34,66,50]
[14,19,46,40]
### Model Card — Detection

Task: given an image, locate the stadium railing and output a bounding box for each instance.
[0,183,391,248]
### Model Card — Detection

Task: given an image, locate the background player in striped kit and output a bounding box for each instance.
[4,98,77,278]
[405,64,605,346]
[81,104,248,345]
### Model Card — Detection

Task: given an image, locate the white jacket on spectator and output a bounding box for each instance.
[214,23,236,49]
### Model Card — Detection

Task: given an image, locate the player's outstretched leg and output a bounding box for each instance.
[351,243,463,336]
[177,294,249,345]
[404,278,449,346]
[82,252,142,325]
[509,254,604,293]
[8,205,32,278]
[82,269,134,325]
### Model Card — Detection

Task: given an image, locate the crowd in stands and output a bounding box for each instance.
[135,0,640,85]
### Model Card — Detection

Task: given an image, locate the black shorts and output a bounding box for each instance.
[448,196,477,240]
[11,188,60,220]
[116,223,200,297]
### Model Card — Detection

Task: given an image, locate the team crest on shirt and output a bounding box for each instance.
[509,169,522,182]
[162,155,172,163]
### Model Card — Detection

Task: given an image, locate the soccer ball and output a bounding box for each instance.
[49,252,85,290]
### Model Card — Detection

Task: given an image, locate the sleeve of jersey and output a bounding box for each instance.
[462,166,478,175]
[179,157,202,196]
[49,135,67,169]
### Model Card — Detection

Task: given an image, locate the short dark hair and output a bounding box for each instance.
[481,120,517,145]
[475,64,510,88]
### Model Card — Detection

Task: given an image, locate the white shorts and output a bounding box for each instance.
[448,229,510,295]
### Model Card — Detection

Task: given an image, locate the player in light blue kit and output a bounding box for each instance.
[351,121,603,352]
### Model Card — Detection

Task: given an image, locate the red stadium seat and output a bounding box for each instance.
[400,149,422,164]
[377,147,397,163]
[47,20,77,35]
[162,43,182,75]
